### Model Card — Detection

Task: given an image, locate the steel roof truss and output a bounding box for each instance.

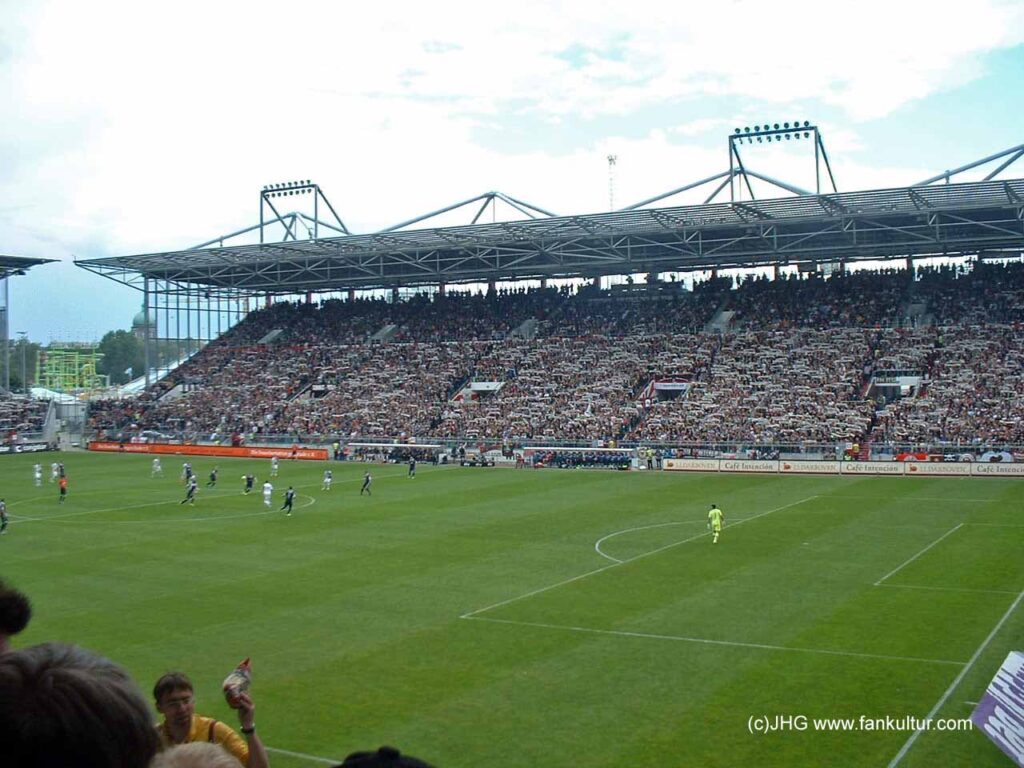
[908,189,932,211]
[938,211,1024,240]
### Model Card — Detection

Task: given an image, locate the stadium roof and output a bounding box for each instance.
[76,178,1024,296]
[0,254,57,280]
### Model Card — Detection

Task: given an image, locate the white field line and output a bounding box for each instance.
[594,522,687,563]
[876,583,1019,596]
[465,615,965,667]
[10,486,319,524]
[9,465,437,525]
[460,495,819,619]
[13,494,318,525]
[873,524,964,586]
[264,746,341,765]
[887,588,1024,768]
[825,496,998,503]
[11,496,204,523]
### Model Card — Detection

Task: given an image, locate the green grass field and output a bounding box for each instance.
[2,452,1022,767]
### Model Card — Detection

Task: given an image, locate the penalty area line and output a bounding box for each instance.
[464,616,965,667]
[876,583,1019,596]
[873,523,963,586]
[462,494,819,619]
[887,588,1024,768]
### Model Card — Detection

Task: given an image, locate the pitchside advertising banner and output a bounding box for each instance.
[662,458,1024,477]
[720,459,779,473]
[0,442,52,454]
[663,458,721,472]
[839,461,905,475]
[971,651,1024,767]
[88,441,328,461]
[904,461,973,476]
[972,463,1024,477]
[780,460,841,474]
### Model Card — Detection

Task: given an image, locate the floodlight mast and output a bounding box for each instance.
[607,155,618,211]
[258,180,350,243]
[728,122,838,201]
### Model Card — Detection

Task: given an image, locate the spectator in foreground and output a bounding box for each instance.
[154,671,269,768]
[0,642,159,768]
[0,579,32,654]
[338,746,435,767]
[152,742,244,768]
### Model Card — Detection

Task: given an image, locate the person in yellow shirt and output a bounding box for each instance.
[707,503,724,544]
[154,672,268,768]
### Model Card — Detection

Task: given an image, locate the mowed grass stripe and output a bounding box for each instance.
[3,453,1023,767]
[462,491,821,618]
[465,616,966,665]
[876,521,1024,593]
[482,492,1019,663]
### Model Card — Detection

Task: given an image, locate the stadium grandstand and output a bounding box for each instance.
[74,133,1024,461]
[0,255,58,446]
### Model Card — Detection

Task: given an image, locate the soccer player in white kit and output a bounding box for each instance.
[322,469,333,491]
[152,458,163,477]
[50,461,59,483]
[33,463,42,486]
[262,480,274,507]
[270,457,279,477]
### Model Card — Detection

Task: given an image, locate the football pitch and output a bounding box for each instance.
[2,452,1022,767]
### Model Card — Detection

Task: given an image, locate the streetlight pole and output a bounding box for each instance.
[16,331,26,395]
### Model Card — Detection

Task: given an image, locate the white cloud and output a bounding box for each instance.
[0,0,1022,340]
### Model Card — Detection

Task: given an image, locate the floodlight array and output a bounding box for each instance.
[732,121,813,144]
[262,180,315,198]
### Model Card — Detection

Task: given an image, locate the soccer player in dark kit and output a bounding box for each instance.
[281,486,296,516]
[180,476,198,505]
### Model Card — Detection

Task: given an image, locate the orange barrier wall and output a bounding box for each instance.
[88,441,328,461]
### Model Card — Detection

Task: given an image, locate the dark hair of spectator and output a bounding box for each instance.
[154,671,194,703]
[0,579,32,638]
[338,745,435,768]
[0,642,159,768]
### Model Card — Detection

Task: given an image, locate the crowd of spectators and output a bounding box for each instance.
[0,393,50,437]
[727,269,907,330]
[390,288,565,342]
[915,261,1024,326]
[85,261,1024,448]
[220,298,397,345]
[871,324,1024,445]
[628,328,875,444]
[537,277,729,337]
[436,335,715,441]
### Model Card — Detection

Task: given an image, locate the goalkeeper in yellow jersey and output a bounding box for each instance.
[707,503,724,544]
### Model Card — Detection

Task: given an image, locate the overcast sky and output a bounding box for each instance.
[2,0,1023,343]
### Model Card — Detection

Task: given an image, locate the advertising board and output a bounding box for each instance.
[780,460,842,474]
[839,461,905,476]
[663,458,720,472]
[88,441,328,461]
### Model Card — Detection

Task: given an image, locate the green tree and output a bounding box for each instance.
[97,330,144,385]
[8,339,41,391]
